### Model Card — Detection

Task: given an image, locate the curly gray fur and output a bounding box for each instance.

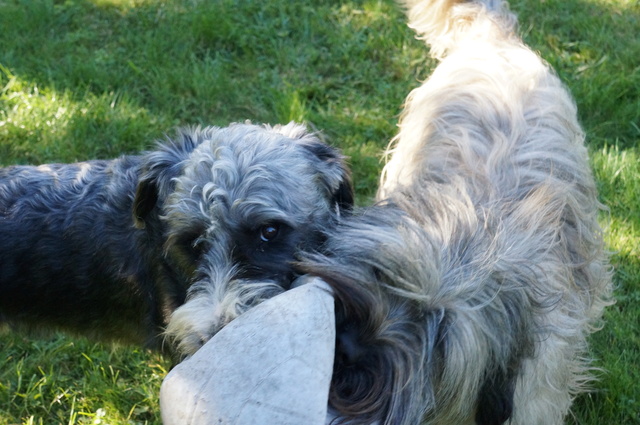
[0,122,353,352]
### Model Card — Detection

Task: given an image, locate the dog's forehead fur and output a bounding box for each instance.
[165,124,331,232]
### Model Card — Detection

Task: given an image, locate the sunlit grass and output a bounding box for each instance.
[0,334,169,425]
[0,67,160,164]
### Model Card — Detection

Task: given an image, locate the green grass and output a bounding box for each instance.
[0,0,638,424]
[0,335,167,425]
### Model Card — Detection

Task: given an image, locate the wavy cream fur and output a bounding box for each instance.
[300,1,612,424]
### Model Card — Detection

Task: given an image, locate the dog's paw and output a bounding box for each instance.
[165,294,225,357]
[165,280,288,357]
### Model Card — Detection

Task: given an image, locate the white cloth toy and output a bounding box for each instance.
[160,276,335,425]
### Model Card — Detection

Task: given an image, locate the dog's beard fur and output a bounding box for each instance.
[0,122,353,351]
[299,1,612,424]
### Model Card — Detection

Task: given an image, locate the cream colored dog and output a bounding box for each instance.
[300,0,613,423]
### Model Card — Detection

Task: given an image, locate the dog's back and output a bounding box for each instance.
[390,0,610,291]
[382,0,587,203]
[384,1,612,422]
[0,158,169,345]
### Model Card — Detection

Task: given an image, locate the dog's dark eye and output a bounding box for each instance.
[259,224,279,242]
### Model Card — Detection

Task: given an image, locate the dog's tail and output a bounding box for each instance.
[401,0,517,59]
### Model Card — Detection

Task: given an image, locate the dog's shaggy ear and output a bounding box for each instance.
[133,129,202,228]
[297,258,443,425]
[301,140,354,213]
[273,122,354,213]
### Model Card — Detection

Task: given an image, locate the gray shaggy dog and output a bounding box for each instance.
[0,122,353,352]
[299,0,612,424]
